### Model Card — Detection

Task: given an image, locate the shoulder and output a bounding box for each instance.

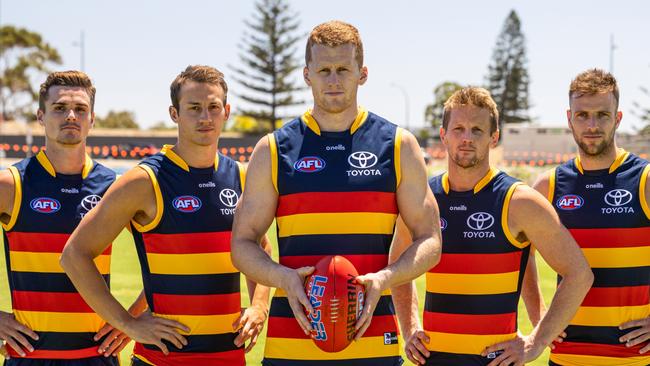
[509,183,551,217]
[90,161,117,180]
[531,168,555,196]
[0,168,15,195]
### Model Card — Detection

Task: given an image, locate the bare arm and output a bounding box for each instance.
[61,166,189,354]
[389,216,430,365]
[355,130,442,338]
[520,249,546,327]
[501,185,592,361]
[0,169,15,225]
[231,136,315,336]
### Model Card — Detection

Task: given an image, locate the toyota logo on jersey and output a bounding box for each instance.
[604,189,633,207]
[347,151,378,169]
[219,189,239,208]
[172,195,202,213]
[466,212,495,231]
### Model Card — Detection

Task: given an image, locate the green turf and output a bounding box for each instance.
[0,225,557,365]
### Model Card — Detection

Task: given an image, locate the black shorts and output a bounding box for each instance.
[4,356,118,366]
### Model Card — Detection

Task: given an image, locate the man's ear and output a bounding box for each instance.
[489,129,500,148]
[37,109,45,126]
[358,66,368,85]
[169,106,179,124]
[303,67,311,86]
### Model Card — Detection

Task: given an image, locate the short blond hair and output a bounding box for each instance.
[569,68,619,108]
[170,65,228,110]
[305,20,364,68]
[442,87,499,134]
[39,71,96,112]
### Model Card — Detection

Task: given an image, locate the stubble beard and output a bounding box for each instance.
[575,129,616,158]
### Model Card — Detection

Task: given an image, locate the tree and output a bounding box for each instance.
[95,110,139,129]
[424,81,463,128]
[0,25,62,121]
[148,121,175,131]
[231,0,304,131]
[486,10,531,134]
[633,86,650,135]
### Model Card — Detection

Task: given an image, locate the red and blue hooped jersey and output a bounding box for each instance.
[264,109,403,366]
[130,145,245,366]
[548,150,650,366]
[425,169,530,365]
[2,151,115,359]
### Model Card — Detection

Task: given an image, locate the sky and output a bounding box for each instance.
[3,0,650,132]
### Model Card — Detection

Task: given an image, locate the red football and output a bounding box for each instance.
[304,255,365,353]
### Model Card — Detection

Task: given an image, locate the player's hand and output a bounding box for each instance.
[482,332,542,366]
[354,270,388,340]
[549,330,567,350]
[233,305,268,353]
[0,311,38,357]
[620,316,650,353]
[95,323,131,357]
[123,311,190,355]
[0,342,10,360]
[279,266,314,336]
[404,329,430,365]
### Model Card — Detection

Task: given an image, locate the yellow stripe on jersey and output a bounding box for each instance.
[10,252,110,274]
[153,312,240,335]
[426,271,520,295]
[571,305,650,327]
[2,166,21,231]
[502,182,530,249]
[640,164,650,220]
[14,310,104,332]
[547,167,557,203]
[268,133,279,193]
[582,246,650,268]
[424,331,516,355]
[273,288,392,298]
[277,212,397,237]
[146,252,237,275]
[132,165,163,233]
[550,352,650,366]
[264,336,399,360]
[394,127,403,188]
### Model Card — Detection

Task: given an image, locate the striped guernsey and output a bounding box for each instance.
[2,151,115,360]
[548,149,650,366]
[425,169,530,365]
[130,145,245,366]
[263,109,403,366]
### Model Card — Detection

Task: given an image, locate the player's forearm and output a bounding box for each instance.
[60,246,134,331]
[521,256,547,327]
[391,281,421,337]
[382,235,441,288]
[231,238,287,289]
[127,291,148,316]
[247,278,271,314]
[531,267,592,347]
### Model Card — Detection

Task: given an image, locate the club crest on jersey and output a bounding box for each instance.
[294,156,326,173]
[346,151,381,177]
[30,197,61,214]
[556,194,584,210]
[602,189,634,214]
[464,212,495,238]
[172,195,202,213]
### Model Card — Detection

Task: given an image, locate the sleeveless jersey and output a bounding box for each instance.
[425,169,531,365]
[2,151,115,359]
[130,145,245,366]
[263,109,403,366]
[548,150,650,366]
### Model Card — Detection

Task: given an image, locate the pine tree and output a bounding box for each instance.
[231,0,304,131]
[0,25,62,121]
[486,10,531,135]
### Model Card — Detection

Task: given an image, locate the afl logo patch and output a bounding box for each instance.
[556,194,584,210]
[440,217,447,231]
[294,156,326,173]
[30,197,61,214]
[172,195,202,213]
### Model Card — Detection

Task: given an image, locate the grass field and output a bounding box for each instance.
[0,225,558,365]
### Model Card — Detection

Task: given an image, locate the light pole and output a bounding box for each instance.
[72,30,85,72]
[390,82,410,131]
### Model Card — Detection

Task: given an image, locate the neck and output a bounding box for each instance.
[174,140,218,168]
[447,159,492,192]
[578,142,620,171]
[44,141,87,175]
[311,103,359,132]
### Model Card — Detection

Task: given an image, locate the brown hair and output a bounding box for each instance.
[39,71,96,112]
[305,20,364,68]
[442,87,499,134]
[170,65,228,110]
[569,68,619,108]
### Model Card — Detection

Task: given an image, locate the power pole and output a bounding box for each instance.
[390,82,410,131]
[609,33,616,74]
[73,30,85,72]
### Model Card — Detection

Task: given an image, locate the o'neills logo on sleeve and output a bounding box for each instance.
[172,195,202,213]
[463,212,495,238]
[347,151,381,177]
[294,156,326,173]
